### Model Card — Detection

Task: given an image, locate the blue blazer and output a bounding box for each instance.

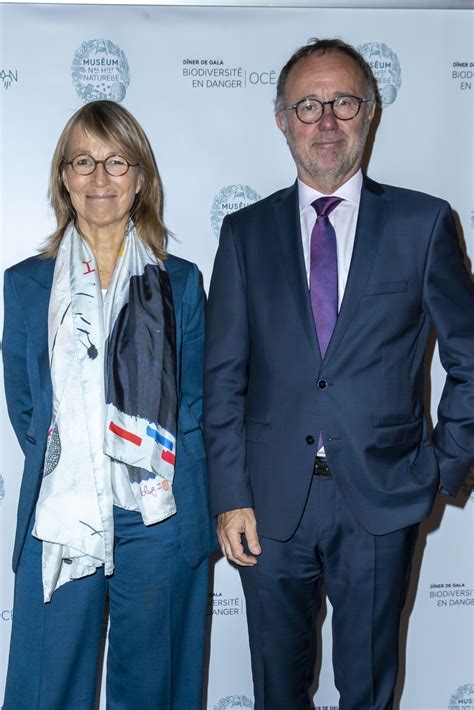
[204,176,474,539]
[3,252,216,573]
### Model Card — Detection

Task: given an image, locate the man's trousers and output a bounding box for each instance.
[240,471,419,710]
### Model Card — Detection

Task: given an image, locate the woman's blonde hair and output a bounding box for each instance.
[44,100,168,259]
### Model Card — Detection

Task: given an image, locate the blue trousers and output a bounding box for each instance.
[3,507,208,710]
[240,474,419,710]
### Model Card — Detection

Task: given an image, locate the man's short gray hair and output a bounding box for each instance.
[274,38,379,113]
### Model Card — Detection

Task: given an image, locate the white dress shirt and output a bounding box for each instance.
[298,169,363,455]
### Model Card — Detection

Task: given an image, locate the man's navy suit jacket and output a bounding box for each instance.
[204,175,474,540]
[3,253,216,573]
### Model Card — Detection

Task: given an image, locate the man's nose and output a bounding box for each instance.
[318,103,338,130]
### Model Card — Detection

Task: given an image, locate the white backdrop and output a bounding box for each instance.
[0,4,473,709]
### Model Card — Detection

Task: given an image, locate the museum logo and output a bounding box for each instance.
[449,684,474,708]
[72,39,130,103]
[357,42,401,107]
[213,695,254,709]
[0,473,4,503]
[211,185,261,238]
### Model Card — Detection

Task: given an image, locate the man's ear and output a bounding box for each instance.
[367,100,376,125]
[275,110,288,137]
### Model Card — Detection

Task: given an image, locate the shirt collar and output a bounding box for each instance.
[298,169,363,214]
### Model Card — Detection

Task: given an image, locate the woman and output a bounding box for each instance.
[2,100,215,709]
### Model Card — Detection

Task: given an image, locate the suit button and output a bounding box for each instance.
[318,379,328,389]
[306,435,315,445]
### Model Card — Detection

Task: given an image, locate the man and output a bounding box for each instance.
[204,38,474,710]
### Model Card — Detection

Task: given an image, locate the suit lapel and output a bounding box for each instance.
[164,255,187,323]
[323,176,386,364]
[21,258,54,352]
[29,256,55,290]
[17,257,55,412]
[273,183,322,363]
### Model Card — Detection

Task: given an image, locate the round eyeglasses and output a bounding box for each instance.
[282,95,371,124]
[63,154,139,177]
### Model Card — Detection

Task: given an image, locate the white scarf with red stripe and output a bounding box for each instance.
[34,225,177,601]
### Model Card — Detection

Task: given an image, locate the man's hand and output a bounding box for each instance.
[217,508,261,566]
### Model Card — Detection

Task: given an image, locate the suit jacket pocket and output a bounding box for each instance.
[374,419,423,448]
[245,420,271,444]
[363,280,408,296]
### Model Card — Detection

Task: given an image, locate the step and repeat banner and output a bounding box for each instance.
[0,4,473,709]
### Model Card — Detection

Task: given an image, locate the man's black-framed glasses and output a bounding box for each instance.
[282,95,371,124]
[63,154,139,177]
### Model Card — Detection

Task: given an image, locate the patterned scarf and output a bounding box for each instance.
[33,224,177,601]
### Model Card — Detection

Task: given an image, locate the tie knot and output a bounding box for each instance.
[312,196,343,218]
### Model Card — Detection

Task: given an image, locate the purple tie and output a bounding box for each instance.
[310,196,342,357]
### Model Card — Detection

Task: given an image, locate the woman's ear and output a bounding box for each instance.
[136,169,144,195]
[62,166,70,193]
